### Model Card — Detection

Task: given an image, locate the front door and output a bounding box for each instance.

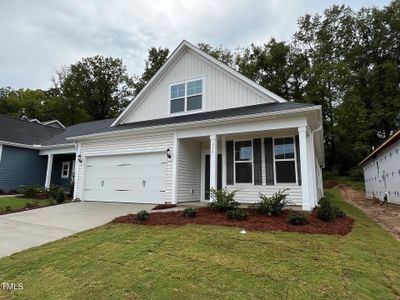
[204,154,222,200]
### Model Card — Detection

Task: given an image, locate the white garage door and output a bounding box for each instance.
[83,152,166,203]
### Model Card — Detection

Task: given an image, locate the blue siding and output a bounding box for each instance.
[0,145,47,191]
[50,154,75,190]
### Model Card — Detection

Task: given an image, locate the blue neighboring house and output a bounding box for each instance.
[0,114,114,193]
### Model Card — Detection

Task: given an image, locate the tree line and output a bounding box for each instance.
[1,2,399,176]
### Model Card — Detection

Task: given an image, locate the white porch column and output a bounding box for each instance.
[298,127,311,210]
[308,132,318,207]
[171,131,179,204]
[45,154,53,189]
[221,135,227,188]
[210,134,218,201]
[73,143,81,200]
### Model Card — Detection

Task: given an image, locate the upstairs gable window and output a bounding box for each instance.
[170,78,203,114]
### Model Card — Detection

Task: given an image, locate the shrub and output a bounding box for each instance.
[317,197,336,222]
[208,188,239,212]
[288,213,308,225]
[137,210,149,221]
[335,207,346,218]
[256,189,288,216]
[56,189,65,204]
[226,209,248,221]
[182,207,197,218]
[25,202,34,209]
[17,184,41,198]
[47,185,61,200]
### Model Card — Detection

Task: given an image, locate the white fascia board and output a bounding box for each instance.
[111,40,287,127]
[68,106,320,142]
[39,146,76,156]
[0,144,3,162]
[0,140,41,150]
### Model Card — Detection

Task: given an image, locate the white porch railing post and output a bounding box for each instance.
[298,127,311,210]
[210,134,218,201]
[45,154,53,189]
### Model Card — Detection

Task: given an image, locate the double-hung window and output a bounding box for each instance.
[61,161,70,179]
[234,140,253,183]
[170,78,203,114]
[274,137,296,183]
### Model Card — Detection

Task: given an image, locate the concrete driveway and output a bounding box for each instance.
[0,202,154,258]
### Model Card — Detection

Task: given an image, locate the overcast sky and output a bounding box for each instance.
[0,0,390,89]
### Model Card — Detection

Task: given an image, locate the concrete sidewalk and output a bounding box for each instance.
[0,202,154,258]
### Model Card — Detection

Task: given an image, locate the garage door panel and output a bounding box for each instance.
[83,152,166,204]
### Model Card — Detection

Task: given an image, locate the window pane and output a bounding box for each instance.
[274,137,294,159]
[171,83,185,98]
[171,98,185,113]
[187,80,202,96]
[235,163,252,183]
[235,140,252,161]
[275,161,296,183]
[187,95,202,110]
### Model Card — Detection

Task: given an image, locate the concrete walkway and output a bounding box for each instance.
[0,202,154,258]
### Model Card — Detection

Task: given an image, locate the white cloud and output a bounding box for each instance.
[0,0,390,89]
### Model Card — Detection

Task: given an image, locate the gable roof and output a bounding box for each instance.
[112,40,287,127]
[0,114,63,146]
[360,130,400,165]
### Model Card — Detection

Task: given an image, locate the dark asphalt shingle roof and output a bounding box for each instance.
[0,114,63,145]
[1,102,318,146]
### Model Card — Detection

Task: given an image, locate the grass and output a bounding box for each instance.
[325,176,365,191]
[0,188,399,299]
[0,197,53,211]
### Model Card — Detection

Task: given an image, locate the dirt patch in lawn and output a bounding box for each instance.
[113,207,354,236]
[340,186,400,240]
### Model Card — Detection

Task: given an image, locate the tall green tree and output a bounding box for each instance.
[132,47,169,96]
[53,56,133,121]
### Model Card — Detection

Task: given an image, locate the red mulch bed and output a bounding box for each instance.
[152,204,177,210]
[16,193,49,199]
[113,207,354,236]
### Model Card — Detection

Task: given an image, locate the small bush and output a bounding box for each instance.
[25,202,34,209]
[56,189,65,204]
[137,210,149,221]
[317,197,336,222]
[17,184,41,198]
[226,209,248,221]
[256,189,289,216]
[182,207,197,218]
[47,185,61,199]
[208,188,239,212]
[288,213,308,225]
[335,207,346,218]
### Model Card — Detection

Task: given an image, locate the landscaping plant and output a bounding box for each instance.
[255,189,289,216]
[226,209,249,221]
[288,213,308,225]
[137,210,149,221]
[335,207,346,218]
[56,189,66,204]
[182,207,197,218]
[208,188,239,212]
[17,184,41,198]
[317,196,337,222]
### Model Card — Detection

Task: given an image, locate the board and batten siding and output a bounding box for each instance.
[363,140,400,204]
[75,132,174,202]
[177,139,201,202]
[124,49,276,123]
[0,145,47,190]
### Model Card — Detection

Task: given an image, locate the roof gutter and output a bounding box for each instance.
[67,105,321,142]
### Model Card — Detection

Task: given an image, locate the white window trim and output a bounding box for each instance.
[61,161,71,179]
[233,139,254,185]
[273,136,298,185]
[169,77,205,116]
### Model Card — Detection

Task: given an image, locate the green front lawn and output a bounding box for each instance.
[0,188,399,299]
[0,197,53,211]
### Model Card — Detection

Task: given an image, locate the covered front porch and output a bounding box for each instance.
[40,147,76,192]
[174,124,322,211]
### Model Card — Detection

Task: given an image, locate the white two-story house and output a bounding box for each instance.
[38,40,324,210]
